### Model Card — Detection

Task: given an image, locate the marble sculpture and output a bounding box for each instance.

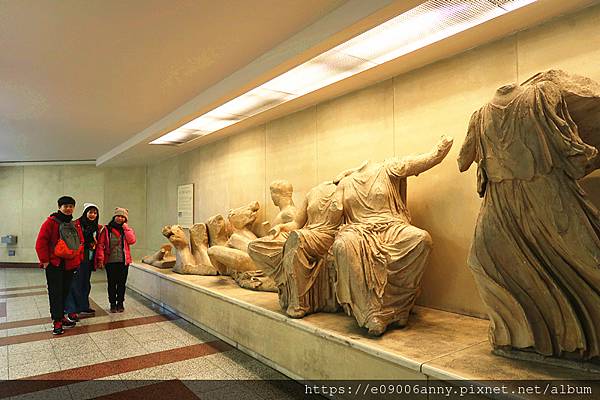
[458,70,600,365]
[207,201,277,292]
[162,224,218,275]
[249,180,341,318]
[141,244,176,269]
[333,136,453,336]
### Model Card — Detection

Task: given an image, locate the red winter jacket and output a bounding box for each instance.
[35,213,84,270]
[95,224,136,267]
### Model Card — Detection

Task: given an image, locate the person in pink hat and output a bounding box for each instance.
[95,207,136,312]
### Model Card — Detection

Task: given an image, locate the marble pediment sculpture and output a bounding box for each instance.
[249,180,342,318]
[207,201,277,292]
[141,244,176,269]
[162,224,218,275]
[248,181,342,318]
[333,136,453,336]
[206,214,232,247]
[458,70,600,367]
[259,180,298,236]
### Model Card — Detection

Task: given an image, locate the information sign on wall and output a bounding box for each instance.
[177,184,194,227]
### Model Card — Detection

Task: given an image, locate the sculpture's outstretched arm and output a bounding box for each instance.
[389,135,454,177]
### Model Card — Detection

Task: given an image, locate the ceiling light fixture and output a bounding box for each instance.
[150,0,537,146]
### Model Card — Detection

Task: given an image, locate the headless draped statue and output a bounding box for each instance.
[334,136,453,336]
[458,70,600,366]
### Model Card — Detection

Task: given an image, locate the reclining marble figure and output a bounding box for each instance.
[206,214,232,247]
[206,201,277,292]
[458,70,600,365]
[162,224,218,275]
[333,135,453,336]
[141,244,176,269]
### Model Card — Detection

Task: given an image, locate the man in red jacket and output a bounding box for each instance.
[35,196,84,335]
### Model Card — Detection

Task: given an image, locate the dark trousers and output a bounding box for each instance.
[65,257,93,313]
[45,263,75,322]
[105,262,129,305]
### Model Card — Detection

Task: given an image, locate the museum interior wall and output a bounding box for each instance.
[0,164,149,263]
[145,4,600,319]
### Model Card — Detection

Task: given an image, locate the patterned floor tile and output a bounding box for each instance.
[9,358,61,379]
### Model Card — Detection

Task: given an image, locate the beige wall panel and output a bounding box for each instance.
[146,160,178,252]
[187,139,232,223]
[16,248,38,264]
[175,150,201,220]
[175,150,196,188]
[265,107,318,222]
[227,125,267,224]
[103,167,147,258]
[315,80,394,182]
[21,166,63,256]
[62,165,105,217]
[517,4,600,84]
[0,167,23,262]
[393,37,518,317]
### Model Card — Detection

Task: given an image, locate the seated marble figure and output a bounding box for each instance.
[249,180,344,318]
[333,136,453,336]
[250,138,451,336]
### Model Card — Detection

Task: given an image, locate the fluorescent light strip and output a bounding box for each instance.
[150,0,536,145]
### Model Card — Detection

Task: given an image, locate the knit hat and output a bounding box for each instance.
[57,196,76,207]
[80,203,100,221]
[113,207,129,221]
[83,203,99,213]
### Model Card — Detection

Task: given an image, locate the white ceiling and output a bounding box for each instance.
[0,0,596,165]
[0,0,348,162]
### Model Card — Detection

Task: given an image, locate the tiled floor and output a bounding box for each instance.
[0,268,302,399]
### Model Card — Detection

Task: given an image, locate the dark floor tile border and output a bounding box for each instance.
[41,340,231,380]
[0,279,107,294]
[0,263,38,269]
[0,299,108,330]
[91,380,200,400]
[0,341,232,398]
[0,313,177,346]
[0,284,47,293]
[0,290,47,299]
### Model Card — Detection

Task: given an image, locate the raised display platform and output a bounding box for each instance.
[127,262,600,385]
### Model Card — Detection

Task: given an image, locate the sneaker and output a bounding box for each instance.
[52,321,64,335]
[61,317,76,328]
[65,313,79,323]
[110,304,117,313]
[80,308,95,315]
[116,303,124,313]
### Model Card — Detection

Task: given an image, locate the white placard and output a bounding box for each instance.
[177,184,194,227]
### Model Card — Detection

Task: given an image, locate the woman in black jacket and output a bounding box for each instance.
[64,203,101,321]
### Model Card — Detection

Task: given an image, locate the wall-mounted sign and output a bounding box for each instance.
[177,184,194,227]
